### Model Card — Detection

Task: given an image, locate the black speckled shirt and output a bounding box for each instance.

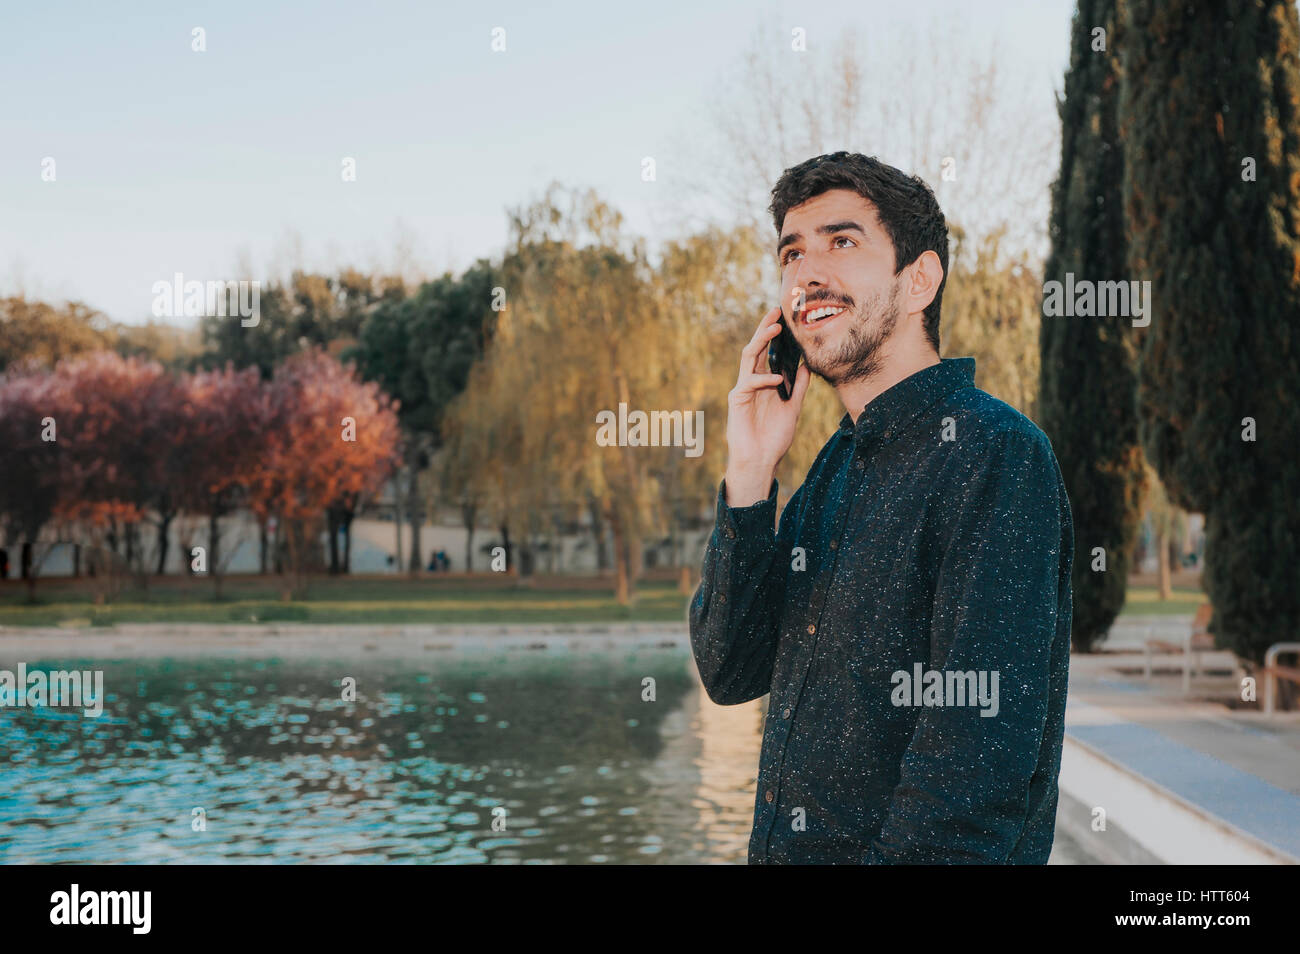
[689,357,1073,864]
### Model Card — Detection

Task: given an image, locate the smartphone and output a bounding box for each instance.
[767,313,802,400]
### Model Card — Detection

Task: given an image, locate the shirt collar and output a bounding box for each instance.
[836,357,976,445]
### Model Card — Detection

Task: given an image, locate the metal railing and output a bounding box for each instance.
[1262,642,1300,715]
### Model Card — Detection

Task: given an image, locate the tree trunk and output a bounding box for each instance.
[342,513,353,573]
[129,523,149,591]
[1157,522,1172,601]
[283,520,301,600]
[393,484,402,573]
[609,508,630,606]
[155,513,172,576]
[407,465,422,574]
[22,538,37,601]
[499,522,512,573]
[124,523,136,569]
[678,565,694,595]
[72,543,81,578]
[209,512,223,599]
[296,520,310,597]
[630,531,644,583]
[588,496,609,572]
[259,520,268,574]
[462,501,477,573]
[273,519,284,574]
[326,509,341,575]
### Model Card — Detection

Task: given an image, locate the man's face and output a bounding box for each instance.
[777,189,904,386]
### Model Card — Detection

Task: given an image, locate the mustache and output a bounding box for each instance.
[793,293,853,316]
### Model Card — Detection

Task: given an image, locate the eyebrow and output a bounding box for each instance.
[777,220,867,257]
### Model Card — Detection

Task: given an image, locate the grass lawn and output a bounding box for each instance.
[0,574,693,627]
[1116,584,1207,616]
[0,574,1204,628]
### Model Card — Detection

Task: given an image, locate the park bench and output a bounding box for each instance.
[1143,603,1216,694]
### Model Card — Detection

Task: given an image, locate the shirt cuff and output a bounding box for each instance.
[715,477,779,543]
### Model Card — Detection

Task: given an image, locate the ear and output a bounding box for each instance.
[903,250,943,317]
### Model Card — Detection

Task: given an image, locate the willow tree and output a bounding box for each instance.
[442,186,784,604]
[946,226,1043,418]
[1120,0,1300,662]
[443,186,665,602]
[1040,0,1148,652]
[652,223,773,590]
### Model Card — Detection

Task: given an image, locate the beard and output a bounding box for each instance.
[800,276,904,387]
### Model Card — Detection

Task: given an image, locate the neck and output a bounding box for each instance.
[837,333,940,424]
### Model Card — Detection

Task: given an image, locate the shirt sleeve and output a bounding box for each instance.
[864,430,1067,863]
[688,476,804,705]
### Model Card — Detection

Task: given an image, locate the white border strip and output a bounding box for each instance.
[1059,733,1295,865]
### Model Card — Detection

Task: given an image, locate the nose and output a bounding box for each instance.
[790,244,833,289]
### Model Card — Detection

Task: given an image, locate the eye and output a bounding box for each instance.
[833,235,856,249]
[781,248,802,266]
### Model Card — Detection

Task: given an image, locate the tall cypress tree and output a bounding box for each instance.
[1120,0,1300,663]
[1041,0,1147,652]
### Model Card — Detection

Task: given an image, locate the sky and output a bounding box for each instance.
[1,0,1076,324]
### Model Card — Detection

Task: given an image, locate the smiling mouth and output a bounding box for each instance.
[800,302,848,326]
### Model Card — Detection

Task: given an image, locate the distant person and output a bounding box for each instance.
[0,548,8,579]
[690,152,1073,865]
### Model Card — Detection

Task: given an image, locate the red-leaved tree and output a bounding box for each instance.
[0,364,70,599]
[247,349,401,596]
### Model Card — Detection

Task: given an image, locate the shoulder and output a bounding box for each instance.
[941,386,1055,460]
[926,388,1071,537]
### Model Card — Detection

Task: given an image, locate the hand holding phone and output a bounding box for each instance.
[767,313,802,401]
[723,306,811,507]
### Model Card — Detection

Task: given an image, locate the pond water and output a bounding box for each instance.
[0,647,1090,864]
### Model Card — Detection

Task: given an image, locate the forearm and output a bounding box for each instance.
[723,460,776,509]
[689,477,788,705]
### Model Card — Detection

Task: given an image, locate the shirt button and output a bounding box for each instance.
[765,789,775,803]
[854,458,865,470]
[717,593,726,603]
[782,707,791,719]
[829,539,838,550]
[806,623,816,635]
[724,526,736,539]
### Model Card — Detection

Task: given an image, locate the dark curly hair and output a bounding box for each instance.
[768,151,949,352]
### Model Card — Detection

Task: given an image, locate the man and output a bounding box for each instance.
[689,151,1073,864]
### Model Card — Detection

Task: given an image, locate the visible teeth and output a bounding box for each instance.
[805,305,843,323]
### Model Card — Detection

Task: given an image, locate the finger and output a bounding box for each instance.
[740,308,783,358]
[740,321,785,376]
[752,372,787,389]
[740,319,783,355]
[735,371,787,396]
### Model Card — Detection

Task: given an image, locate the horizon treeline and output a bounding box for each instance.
[0,183,1043,606]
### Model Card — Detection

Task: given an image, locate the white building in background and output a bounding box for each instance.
[9,494,714,579]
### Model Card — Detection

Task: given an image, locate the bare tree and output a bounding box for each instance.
[658,17,1058,261]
